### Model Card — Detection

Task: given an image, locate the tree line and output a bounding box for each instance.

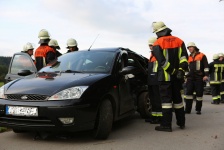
[0,56,12,82]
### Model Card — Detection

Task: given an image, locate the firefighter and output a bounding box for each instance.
[209,54,222,104]
[152,21,188,132]
[145,37,162,124]
[66,38,79,53]
[34,29,56,71]
[184,42,209,115]
[22,42,34,57]
[218,53,224,103]
[48,39,62,57]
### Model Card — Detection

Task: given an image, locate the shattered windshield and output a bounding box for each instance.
[39,51,116,73]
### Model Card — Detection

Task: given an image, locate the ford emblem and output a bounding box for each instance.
[21,95,28,100]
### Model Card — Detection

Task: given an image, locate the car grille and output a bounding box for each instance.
[5,94,49,101]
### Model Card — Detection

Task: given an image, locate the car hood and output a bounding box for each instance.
[4,73,110,96]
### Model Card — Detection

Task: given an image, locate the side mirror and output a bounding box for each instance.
[18,70,33,76]
[119,66,137,75]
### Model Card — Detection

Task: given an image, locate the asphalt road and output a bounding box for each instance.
[0,95,224,150]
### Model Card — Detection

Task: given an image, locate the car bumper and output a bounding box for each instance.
[0,99,97,132]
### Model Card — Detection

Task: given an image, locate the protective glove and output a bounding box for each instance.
[176,69,185,80]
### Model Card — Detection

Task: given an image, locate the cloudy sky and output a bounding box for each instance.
[0,0,224,62]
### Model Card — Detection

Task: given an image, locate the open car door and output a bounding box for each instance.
[4,52,37,83]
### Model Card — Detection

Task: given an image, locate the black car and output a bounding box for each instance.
[0,47,151,139]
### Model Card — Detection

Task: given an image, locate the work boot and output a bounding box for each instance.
[177,122,185,129]
[184,110,191,114]
[145,118,161,124]
[196,111,201,115]
[155,126,172,132]
[211,101,219,105]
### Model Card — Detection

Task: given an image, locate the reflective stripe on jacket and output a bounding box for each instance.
[153,35,188,81]
[35,45,56,71]
[187,52,209,80]
[148,53,159,85]
[209,60,223,84]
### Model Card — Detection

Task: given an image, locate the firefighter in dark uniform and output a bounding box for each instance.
[152,21,188,132]
[184,42,209,115]
[34,29,56,71]
[209,54,222,104]
[218,53,224,103]
[66,38,79,53]
[145,37,162,124]
[48,39,62,58]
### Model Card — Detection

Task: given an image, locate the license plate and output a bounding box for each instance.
[6,106,38,117]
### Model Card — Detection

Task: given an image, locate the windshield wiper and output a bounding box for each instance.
[63,70,83,73]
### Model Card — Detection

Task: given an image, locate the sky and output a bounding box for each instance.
[0,0,224,62]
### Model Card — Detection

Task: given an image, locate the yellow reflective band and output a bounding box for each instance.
[220,91,224,95]
[196,97,203,101]
[180,59,188,64]
[178,47,182,59]
[153,61,158,72]
[171,68,176,75]
[162,61,170,71]
[162,103,172,109]
[174,103,184,109]
[212,96,219,100]
[184,95,193,99]
[152,112,157,116]
[193,92,196,94]
[210,81,221,84]
[164,70,169,81]
[157,113,163,117]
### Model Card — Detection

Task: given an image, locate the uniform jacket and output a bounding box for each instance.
[148,52,159,85]
[153,32,188,82]
[34,44,56,71]
[209,60,223,84]
[186,52,209,80]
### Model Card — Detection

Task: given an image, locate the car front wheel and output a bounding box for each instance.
[93,99,113,140]
[137,92,151,119]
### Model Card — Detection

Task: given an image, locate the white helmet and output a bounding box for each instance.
[152,21,168,33]
[48,39,60,49]
[218,53,224,57]
[148,37,157,45]
[213,54,219,60]
[67,38,77,48]
[38,29,50,39]
[187,42,197,48]
[23,42,34,52]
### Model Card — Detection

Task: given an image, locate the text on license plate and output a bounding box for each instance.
[6,106,38,117]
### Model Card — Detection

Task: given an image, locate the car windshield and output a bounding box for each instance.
[39,51,116,73]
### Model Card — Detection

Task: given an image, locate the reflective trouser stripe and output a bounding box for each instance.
[152,112,163,117]
[173,103,184,109]
[213,96,220,100]
[196,97,203,101]
[220,91,224,95]
[193,92,196,95]
[184,95,193,99]
[162,103,172,109]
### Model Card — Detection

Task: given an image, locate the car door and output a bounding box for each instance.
[117,51,135,115]
[4,53,37,83]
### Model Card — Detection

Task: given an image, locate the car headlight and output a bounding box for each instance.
[0,85,6,99]
[48,86,88,100]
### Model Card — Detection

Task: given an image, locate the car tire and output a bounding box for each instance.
[12,129,26,133]
[137,92,151,119]
[93,99,113,140]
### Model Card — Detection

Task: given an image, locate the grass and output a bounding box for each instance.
[0,82,3,87]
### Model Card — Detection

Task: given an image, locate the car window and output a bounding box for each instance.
[40,51,116,73]
[10,54,35,75]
